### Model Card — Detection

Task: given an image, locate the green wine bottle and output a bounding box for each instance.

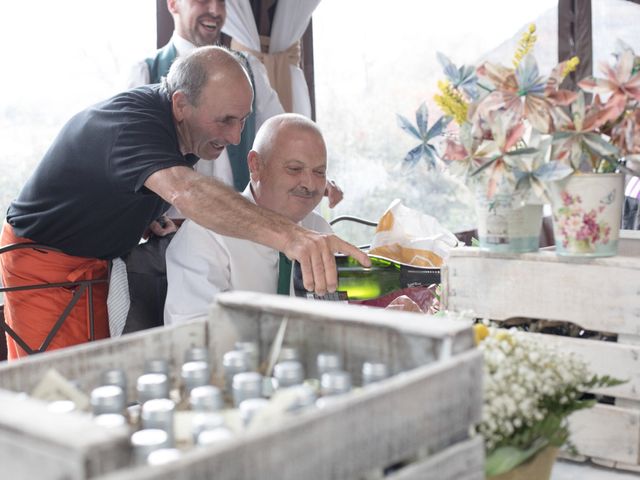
[293,255,440,301]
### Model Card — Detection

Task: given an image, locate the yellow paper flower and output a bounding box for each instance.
[561,56,580,80]
[434,80,469,125]
[513,24,537,68]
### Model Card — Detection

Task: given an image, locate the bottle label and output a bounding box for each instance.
[304,291,349,302]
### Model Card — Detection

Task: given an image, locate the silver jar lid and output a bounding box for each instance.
[141,398,175,427]
[320,370,352,396]
[91,385,126,415]
[223,350,250,392]
[235,341,259,371]
[278,345,300,362]
[141,398,176,446]
[273,360,305,388]
[223,349,249,371]
[93,413,128,429]
[317,351,342,377]
[181,361,210,393]
[189,385,223,412]
[362,362,389,386]
[238,398,270,427]
[191,412,226,443]
[131,429,170,465]
[184,346,209,364]
[232,371,263,407]
[100,368,128,399]
[136,373,169,403]
[144,358,170,376]
[147,448,181,466]
[46,400,76,414]
[197,426,234,447]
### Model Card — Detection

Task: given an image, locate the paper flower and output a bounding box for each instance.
[397,102,451,169]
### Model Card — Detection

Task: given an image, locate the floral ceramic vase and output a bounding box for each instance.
[549,173,624,257]
[476,193,543,253]
[487,446,558,480]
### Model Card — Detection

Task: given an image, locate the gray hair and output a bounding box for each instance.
[162,46,246,105]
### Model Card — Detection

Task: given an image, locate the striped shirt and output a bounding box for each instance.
[626,177,640,199]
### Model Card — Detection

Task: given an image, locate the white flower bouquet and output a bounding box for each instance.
[474,325,623,477]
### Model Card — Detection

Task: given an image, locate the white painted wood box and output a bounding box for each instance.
[442,231,640,472]
[0,291,484,480]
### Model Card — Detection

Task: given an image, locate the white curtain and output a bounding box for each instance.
[223,0,321,117]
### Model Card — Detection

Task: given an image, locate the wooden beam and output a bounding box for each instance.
[301,19,316,121]
[558,0,592,87]
[156,0,174,49]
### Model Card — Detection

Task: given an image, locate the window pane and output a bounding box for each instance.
[0,0,156,221]
[313,0,557,245]
[593,0,640,68]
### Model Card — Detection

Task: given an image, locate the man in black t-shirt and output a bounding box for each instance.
[0,46,369,359]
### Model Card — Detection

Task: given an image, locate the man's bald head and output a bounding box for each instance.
[164,46,252,106]
[249,114,328,223]
[252,114,327,163]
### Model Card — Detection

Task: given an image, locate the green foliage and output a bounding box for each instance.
[486,440,547,477]
[480,328,626,477]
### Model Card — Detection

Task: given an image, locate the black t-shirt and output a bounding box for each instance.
[7,85,198,259]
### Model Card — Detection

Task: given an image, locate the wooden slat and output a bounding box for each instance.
[387,436,484,480]
[444,247,640,336]
[214,291,475,342]
[570,404,640,465]
[591,457,640,472]
[509,332,640,401]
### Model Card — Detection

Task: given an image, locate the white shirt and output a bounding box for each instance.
[127,33,284,208]
[164,186,333,325]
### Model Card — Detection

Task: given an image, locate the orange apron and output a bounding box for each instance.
[0,222,109,360]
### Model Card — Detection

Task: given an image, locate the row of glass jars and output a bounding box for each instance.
[86,343,390,465]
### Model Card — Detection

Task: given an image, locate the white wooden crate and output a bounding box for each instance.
[385,436,484,480]
[0,389,131,479]
[442,233,640,470]
[0,291,484,480]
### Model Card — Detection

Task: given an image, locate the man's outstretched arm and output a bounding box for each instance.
[145,166,370,294]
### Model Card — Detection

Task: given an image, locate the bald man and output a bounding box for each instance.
[164,114,332,325]
[1,47,367,358]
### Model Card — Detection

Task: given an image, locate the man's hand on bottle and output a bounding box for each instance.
[284,229,371,295]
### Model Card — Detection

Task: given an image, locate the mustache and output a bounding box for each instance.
[289,187,319,198]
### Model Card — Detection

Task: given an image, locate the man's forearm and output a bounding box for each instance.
[151,168,296,252]
[146,166,370,295]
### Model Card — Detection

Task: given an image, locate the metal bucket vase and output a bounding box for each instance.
[476,194,543,253]
[549,172,624,257]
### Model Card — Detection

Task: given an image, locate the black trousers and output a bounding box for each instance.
[122,233,175,333]
[623,196,640,230]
